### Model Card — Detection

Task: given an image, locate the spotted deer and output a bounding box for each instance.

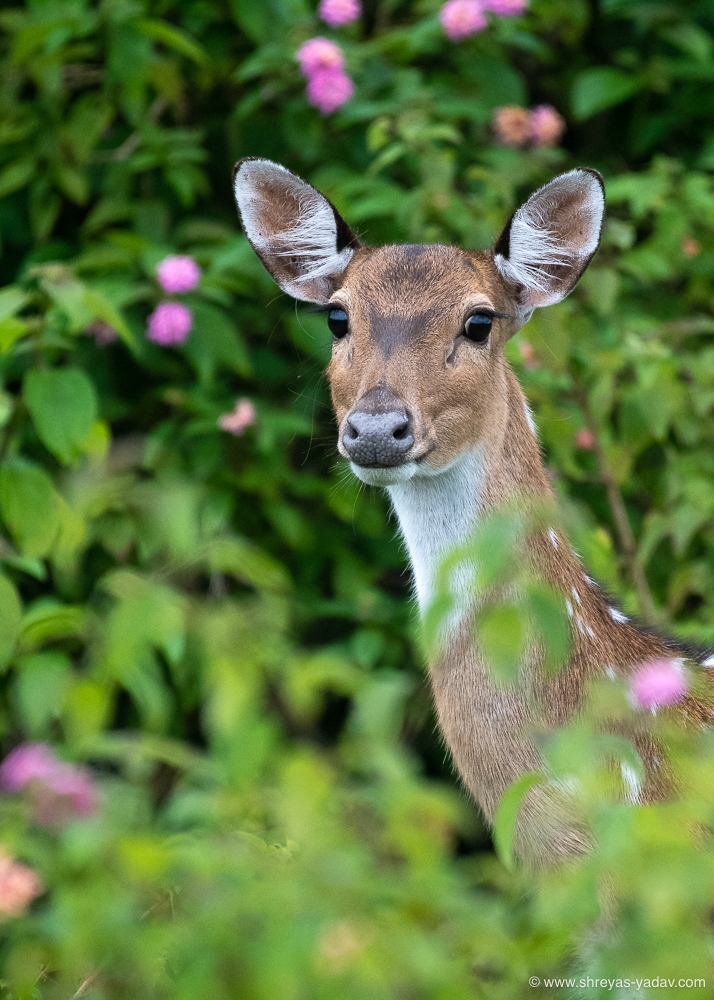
[233,158,713,864]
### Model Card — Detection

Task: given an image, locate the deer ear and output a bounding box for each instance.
[494,168,605,317]
[233,158,360,304]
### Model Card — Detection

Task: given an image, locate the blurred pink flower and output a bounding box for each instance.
[147,302,193,346]
[318,0,361,27]
[682,237,701,257]
[482,0,528,14]
[518,341,537,370]
[575,428,595,450]
[0,743,59,791]
[297,37,345,77]
[218,399,256,436]
[0,743,98,825]
[84,320,118,346]
[630,659,688,711]
[440,0,487,40]
[156,255,201,294]
[530,104,566,146]
[306,70,354,114]
[493,105,532,146]
[0,848,42,917]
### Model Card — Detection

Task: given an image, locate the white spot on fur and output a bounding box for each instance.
[571,586,581,606]
[494,169,604,314]
[621,762,641,804]
[585,623,594,638]
[584,575,595,586]
[703,655,714,668]
[523,400,537,436]
[565,599,573,618]
[234,159,353,302]
[606,666,616,679]
[575,617,586,635]
[608,606,628,624]
[548,528,558,550]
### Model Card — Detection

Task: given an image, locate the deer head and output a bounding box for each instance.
[233,159,604,488]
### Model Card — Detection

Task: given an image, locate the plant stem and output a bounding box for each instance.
[572,382,658,624]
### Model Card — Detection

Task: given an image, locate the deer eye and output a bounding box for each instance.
[327,308,349,339]
[463,313,492,344]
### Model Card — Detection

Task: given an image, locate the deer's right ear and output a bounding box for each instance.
[494,168,605,320]
[233,158,360,304]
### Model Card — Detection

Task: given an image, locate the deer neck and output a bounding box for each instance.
[387,366,551,613]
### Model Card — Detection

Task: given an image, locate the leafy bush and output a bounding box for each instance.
[0,0,713,996]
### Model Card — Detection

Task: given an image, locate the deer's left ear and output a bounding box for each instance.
[494,168,605,316]
[233,158,361,304]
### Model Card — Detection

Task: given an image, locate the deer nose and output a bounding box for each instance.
[342,410,414,466]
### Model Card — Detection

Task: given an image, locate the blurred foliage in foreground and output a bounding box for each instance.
[0,0,714,995]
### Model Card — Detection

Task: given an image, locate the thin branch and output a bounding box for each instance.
[92,97,167,163]
[572,381,658,624]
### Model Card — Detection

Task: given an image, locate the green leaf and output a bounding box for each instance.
[19,600,85,652]
[135,18,208,64]
[14,652,71,735]
[493,771,544,870]
[571,68,643,121]
[477,602,526,681]
[0,573,22,671]
[0,158,35,199]
[0,316,28,352]
[24,367,98,464]
[207,537,291,593]
[0,459,59,558]
[0,286,29,322]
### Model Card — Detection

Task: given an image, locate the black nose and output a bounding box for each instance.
[342,410,414,466]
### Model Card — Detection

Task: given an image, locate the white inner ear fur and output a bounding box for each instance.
[234,159,354,301]
[495,169,604,311]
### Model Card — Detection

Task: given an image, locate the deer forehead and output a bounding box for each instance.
[338,244,505,321]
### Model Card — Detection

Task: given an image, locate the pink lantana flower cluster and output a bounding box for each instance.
[218,398,257,436]
[493,104,565,147]
[0,847,42,918]
[440,0,527,41]
[629,659,688,712]
[0,743,98,826]
[296,38,354,115]
[147,255,201,347]
[318,0,361,27]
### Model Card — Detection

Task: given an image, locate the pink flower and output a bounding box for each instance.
[575,428,595,450]
[630,659,688,711]
[0,743,59,791]
[147,302,193,346]
[530,104,566,146]
[518,341,537,370]
[481,0,528,15]
[306,70,354,114]
[156,255,201,294]
[0,743,98,825]
[0,848,42,917]
[297,37,345,77]
[439,0,487,40]
[218,399,257,436]
[84,320,118,346]
[493,106,532,146]
[318,0,361,27]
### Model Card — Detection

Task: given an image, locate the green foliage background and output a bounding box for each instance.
[0,0,714,996]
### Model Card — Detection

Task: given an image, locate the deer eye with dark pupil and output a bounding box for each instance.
[463,313,492,344]
[327,308,349,338]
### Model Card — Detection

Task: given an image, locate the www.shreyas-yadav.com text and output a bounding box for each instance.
[528,977,706,990]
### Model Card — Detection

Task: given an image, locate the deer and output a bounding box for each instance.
[233,158,714,865]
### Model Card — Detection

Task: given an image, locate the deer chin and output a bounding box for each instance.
[349,461,418,486]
